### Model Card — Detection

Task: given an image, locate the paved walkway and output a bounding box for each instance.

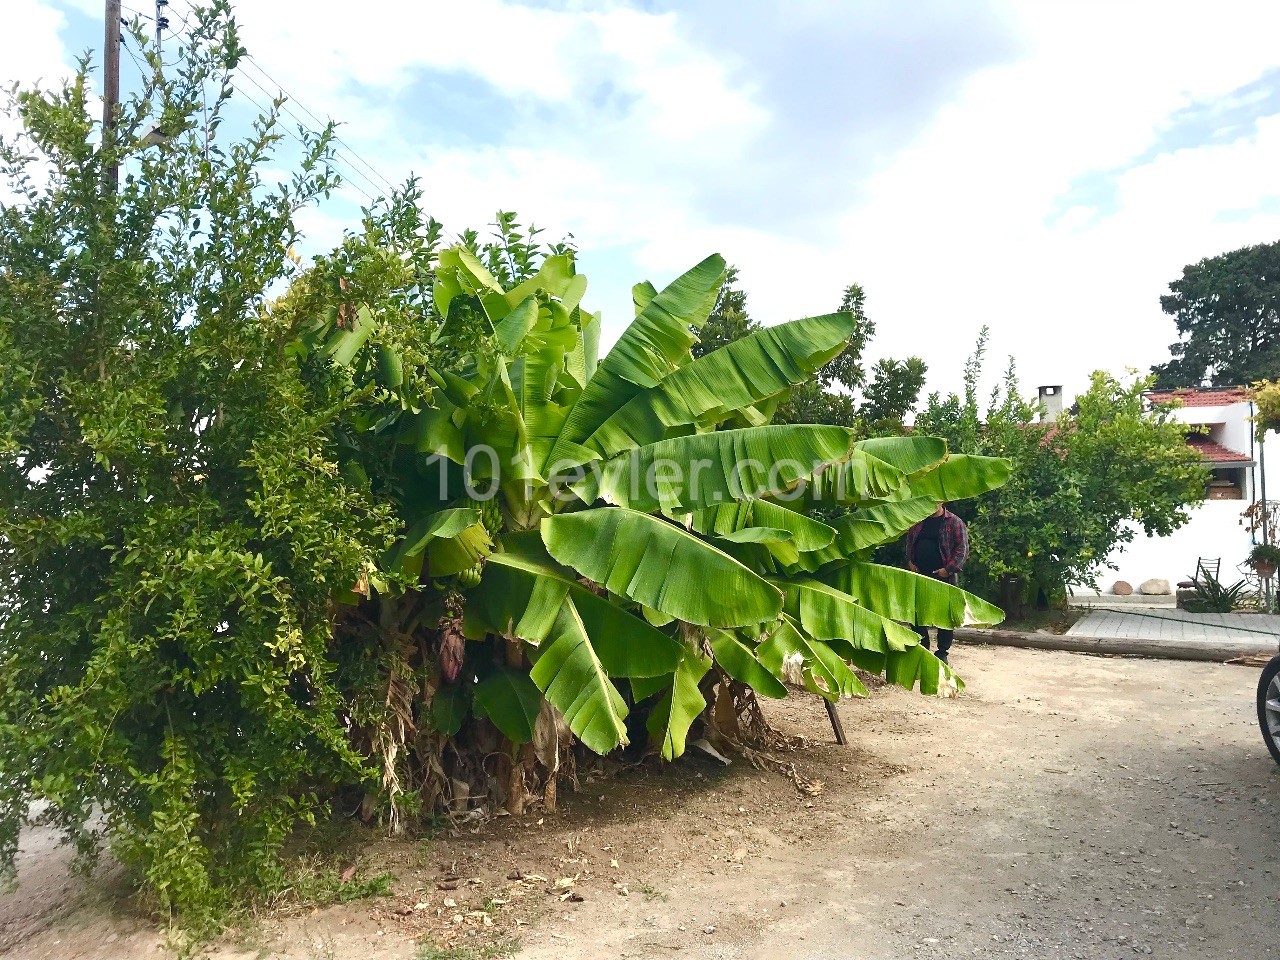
[1068,607,1280,644]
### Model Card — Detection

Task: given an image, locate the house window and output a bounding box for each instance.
[1207,467,1244,499]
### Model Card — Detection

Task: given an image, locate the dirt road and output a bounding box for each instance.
[3,645,1277,959]
[518,645,1280,959]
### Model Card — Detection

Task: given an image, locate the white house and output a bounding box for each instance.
[1084,386,1275,593]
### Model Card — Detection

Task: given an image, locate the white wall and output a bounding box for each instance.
[1084,501,1258,593]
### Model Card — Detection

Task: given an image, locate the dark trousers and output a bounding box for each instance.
[913,571,956,661]
[914,623,954,660]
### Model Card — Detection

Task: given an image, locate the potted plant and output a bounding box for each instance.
[1248,543,1280,580]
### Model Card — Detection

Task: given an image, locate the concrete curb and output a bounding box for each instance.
[953,627,1277,664]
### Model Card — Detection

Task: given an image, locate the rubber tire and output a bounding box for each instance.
[1258,654,1280,767]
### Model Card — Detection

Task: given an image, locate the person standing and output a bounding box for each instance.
[904,503,969,663]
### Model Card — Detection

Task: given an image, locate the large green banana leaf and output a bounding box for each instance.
[853,436,948,476]
[841,644,963,696]
[582,312,857,458]
[691,499,837,552]
[529,598,630,754]
[785,497,941,572]
[473,669,543,743]
[645,645,712,760]
[565,309,600,389]
[546,255,726,467]
[772,578,921,653]
[825,562,1005,628]
[493,295,540,355]
[433,247,504,319]
[507,298,589,465]
[798,448,908,504]
[854,497,943,546]
[898,455,1012,502]
[632,280,657,315]
[783,517,888,572]
[464,535,684,678]
[540,508,782,627]
[509,349,570,465]
[707,628,787,699]
[573,425,857,514]
[501,254,587,317]
[756,614,867,701]
[401,399,467,464]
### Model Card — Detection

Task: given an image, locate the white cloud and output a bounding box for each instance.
[808,0,1280,401]
[0,2,73,205]
[7,0,1280,409]
[0,1,67,85]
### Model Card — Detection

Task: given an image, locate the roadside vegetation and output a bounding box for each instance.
[914,330,1208,615]
[0,2,1010,932]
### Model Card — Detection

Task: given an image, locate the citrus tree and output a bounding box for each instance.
[917,330,1207,611]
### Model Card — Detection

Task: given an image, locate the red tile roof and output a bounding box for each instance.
[1186,434,1252,463]
[1147,387,1251,407]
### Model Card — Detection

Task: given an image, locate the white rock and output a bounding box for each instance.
[1139,578,1172,595]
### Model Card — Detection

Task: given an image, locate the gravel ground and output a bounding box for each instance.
[515,645,1280,960]
[3,645,1277,959]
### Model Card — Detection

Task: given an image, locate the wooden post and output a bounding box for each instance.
[103,0,122,194]
[824,699,848,746]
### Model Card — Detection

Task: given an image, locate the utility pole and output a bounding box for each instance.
[103,0,121,194]
[155,0,169,61]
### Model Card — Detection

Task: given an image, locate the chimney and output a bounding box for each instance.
[1038,385,1063,421]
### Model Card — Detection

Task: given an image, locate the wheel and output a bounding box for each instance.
[1259,655,1280,766]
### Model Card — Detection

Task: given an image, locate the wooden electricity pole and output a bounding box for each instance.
[103,0,122,194]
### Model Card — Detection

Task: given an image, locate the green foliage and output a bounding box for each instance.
[1182,572,1250,613]
[917,329,1209,605]
[692,274,927,433]
[861,357,929,432]
[0,7,1012,926]
[416,939,521,960]
[0,2,405,925]
[1152,240,1280,389]
[1252,379,1280,442]
[695,265,757,354]
[1247,543,1280,567]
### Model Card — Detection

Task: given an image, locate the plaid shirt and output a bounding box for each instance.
[905,509,969,578]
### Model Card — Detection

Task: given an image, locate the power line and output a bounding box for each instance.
[120,35,152,82]
[231,69,387,204]
[227,81,379,206]
[238,56,400,198]
[142,0,421,212]
[119,0,464,245]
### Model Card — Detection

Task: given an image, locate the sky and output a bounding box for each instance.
[5,0,1280,405]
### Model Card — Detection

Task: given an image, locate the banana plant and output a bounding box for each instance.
[308,247,1012,767]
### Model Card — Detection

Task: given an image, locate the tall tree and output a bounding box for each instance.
[695,265,758,354]
[921,332,1208,613]
[1153,240,1280,388]
[694,273,926,432]
[861,357,929,433]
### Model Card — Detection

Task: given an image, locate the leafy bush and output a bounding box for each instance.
[0,3,400,922]
[916,329,1208,611]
